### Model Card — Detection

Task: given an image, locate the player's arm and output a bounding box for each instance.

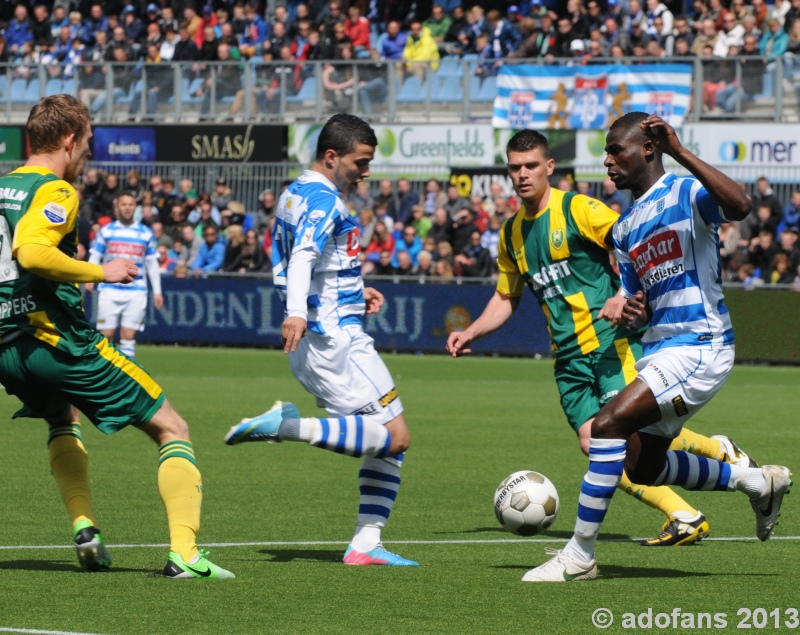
[145,254,163,310]
[641,114,751,221]
[446,290,521,357]
[14,182,136,284]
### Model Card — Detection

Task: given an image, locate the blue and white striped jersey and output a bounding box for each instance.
[90,220,157,292]
[612,172,734,355]
[272,170,364,335]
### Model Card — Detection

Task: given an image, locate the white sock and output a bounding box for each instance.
[351,524,382,552]
[120,338,135,358]
[279,415,392,458]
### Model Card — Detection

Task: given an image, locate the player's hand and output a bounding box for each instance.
[153,293,164,310]
[622,291,650,329]
[84,282,94,293]
[446,330,474,358]
[363,287,385,315]
[281,316,307,354]
[641,115,682,157]
[598,295,627,326]
[102,259,138,284]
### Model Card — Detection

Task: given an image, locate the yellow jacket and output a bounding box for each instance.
[402,26,440,70]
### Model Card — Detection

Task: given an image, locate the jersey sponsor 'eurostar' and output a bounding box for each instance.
[272,170,365,335]
[612,172,735,355]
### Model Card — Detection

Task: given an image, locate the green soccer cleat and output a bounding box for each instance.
[73,521,112,572]
[163,549,235,579]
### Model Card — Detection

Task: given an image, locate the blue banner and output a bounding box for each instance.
[84,277,552,356]
[93,126,157,162]
[492,63,692,130]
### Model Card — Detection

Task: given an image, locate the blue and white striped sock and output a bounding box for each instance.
[351,456,403,552]
[568,438,626,561]
[280,415,393,458]
[651,450,762,494]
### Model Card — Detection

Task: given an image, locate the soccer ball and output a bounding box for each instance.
[493,470,560,536]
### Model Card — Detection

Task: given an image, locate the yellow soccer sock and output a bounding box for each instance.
[158,440,202,563]
[48,423,96,530]
[669,428,723,461]
[618,471,698,520]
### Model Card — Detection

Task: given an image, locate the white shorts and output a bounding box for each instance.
[95,290,148,332]
[289,325,403,424]
[636,346,735,438]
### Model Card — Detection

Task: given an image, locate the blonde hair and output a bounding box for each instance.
[227,224,245,247]
[27,94,90,154]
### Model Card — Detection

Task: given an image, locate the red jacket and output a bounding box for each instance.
[345,16,371,49]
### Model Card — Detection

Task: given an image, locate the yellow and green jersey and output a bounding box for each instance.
[0,166,98,354]
[497,188,633,362]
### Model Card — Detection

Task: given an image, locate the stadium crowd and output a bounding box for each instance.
[0,0,797,115]
[74,167,800,288]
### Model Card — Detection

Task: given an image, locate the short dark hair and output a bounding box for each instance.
[609,110,649,134]
[315,113,378,161]
[506,129,551,159]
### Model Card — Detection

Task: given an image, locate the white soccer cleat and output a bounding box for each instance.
[750,465,792,541]
[712,435,758,468]
[521,547,597,582]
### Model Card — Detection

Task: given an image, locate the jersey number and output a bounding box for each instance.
[0,216,20,283]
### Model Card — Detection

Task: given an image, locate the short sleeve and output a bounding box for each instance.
[495,217,525,298]
[692,180,728,225]
[13,180,79,253]
[570,194,619,249]
[292,192,341,255]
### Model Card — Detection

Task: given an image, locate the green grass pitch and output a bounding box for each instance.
[0,346,797,634]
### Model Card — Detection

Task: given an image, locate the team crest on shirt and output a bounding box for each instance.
[619,219,630,237]
[286,196,293,209]
[307,210,326,225]
[550,228,565,250]
[43,202,66,224]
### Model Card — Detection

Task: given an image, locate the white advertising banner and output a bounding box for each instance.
[290,124,498,167]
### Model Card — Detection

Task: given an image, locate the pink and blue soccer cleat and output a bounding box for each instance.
[343,545,418,566]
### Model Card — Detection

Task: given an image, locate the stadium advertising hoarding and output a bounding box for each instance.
[84,277,552,355]
[290,124,498,167]
[92,126,157,162]
[154,125,287,162]
[0,126,25,161]
[450,165,575,200]
[493,63,692,130]
[576,124,800,168]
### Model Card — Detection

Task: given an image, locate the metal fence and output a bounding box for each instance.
[0,56,795,124]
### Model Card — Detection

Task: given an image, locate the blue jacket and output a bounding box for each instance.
[392,236,424,267]
[5,19,33,51]
[192,239,226,272]
[760,29,788,59]
[381,31,407,60]
[492,19,522,56]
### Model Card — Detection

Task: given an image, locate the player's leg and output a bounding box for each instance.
[672,428,758,468]
[139,400,234,579]
[0,336,109,571]
[118,293,148,358]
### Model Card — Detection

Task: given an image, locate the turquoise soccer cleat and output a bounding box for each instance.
[224,401,300,445]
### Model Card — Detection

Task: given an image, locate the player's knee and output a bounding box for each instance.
[141,399,190,444]
[624,459,660,486]
[385,417,410,455]
[591,409,618,439]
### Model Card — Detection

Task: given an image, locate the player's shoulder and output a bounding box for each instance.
[34,176,78,204]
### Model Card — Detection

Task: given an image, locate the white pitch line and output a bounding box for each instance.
[0,628,112,635]
[0,536,799,551]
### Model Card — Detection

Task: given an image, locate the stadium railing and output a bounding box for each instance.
[0,56,794,124]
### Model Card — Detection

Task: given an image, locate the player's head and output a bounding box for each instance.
[315,113,378,195]
[506,130,554,204]
[116,193,136,224]
[604,111,661,193]
[27,94,92,183]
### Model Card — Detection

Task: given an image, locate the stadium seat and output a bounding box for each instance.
[10,78,26,103]
[22,79,41,104]
[476,75,497,102]
[45,78,62,97]
[286,78,316,103]
[0,74,8,100]
[433,74,462,103]
[169,77,190,105]
[396,75,426,103]
[467,75,482,99]
[116,79,142,106]
[62,78,76,95]
[434,58,462,79]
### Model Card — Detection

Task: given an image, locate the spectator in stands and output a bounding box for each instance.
[121,5,144,47]
[474,33,499,77]
[179,224,201,265]
[317,0,346,36]
[151,221,172,249]
[401,19,439,80]
[160,25,178,60]
[426,207,452,246]
[83,5,108,46]
[481,214,501,260]
[196,42,243,120]
[31,5,51,44]
[422,179,447,216]
[322,42,358,111]
[442,6,468,56]
[598,176,630,210]
[749,227,781,280]
[226,228,267,273]
[6,5,33,57]
[714,13,744,56]
[553,15,580,57]
[159,6,179,34]
[50,6,70,41]
[107,26,135,61]
[435,240,455,268]
[410,204,432,238]
[392,250,414,276]
[54,25,74,62]
[691,18,720,56]
[96,172,121,219]
[344,5,370,56]
[265,20,292,57]
[393,225,424,267]
[357,208,377,248]
[715,34,766,111]
[259,43,302,113]
[140,21,163,57]
[211,178,234,211]
[469,195,490,233]
[173,26,198,61]
[192,225,226,273]
[717,221,741,274]
[785,0,800,33]
[759,17,788,96]
[346,180,375,215]
[380,20,407,61]
[779,225,800,271]
[356,48,389,116]
[124,169,145,204]
[451,207,480,254]
[197,24,219,62]
[646,0,674,38]
[413,250,435,278]
[425,4,452,56]
[769,252,794,284]
[365,220,395,266]
[455,230,493,278]
[781,191,800,232]
[134,191,158,225]
[752,176,785,220]
[374,179,397,215]
[486,9,522,57]
[394,178,421,226]
[371,249,396,276]
[190,193,222,230]
[222,224,245,271]
[290,20,312,60]
[442,184,469,219]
